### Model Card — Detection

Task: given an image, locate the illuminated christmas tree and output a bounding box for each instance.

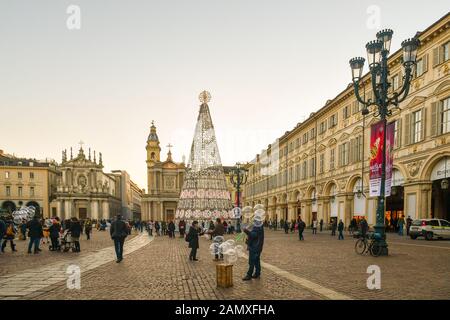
[176,91,233,221]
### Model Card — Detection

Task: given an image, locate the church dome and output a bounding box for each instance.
[147,122,159,142]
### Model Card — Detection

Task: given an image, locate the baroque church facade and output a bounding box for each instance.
[141,122,186,221]
[50,146,122,220]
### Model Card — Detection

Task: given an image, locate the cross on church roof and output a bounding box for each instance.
[166,143,173,152]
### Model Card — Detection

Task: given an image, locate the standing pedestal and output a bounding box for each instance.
[216,264,233,288]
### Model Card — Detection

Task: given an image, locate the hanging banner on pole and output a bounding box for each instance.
[369,121,384,197]
[385,122,395,197]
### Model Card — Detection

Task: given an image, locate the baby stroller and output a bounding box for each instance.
[60,230,76,252]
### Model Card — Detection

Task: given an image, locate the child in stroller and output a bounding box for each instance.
[60,229,76,252]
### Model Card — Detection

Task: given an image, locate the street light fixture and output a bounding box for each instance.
[349,29,419,256]
[229,162,248,210]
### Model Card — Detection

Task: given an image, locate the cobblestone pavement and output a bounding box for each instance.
[1,228,449,300]
[0,229,137,277]
[0,231,148,299]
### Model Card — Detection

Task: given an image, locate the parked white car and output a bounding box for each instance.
[409,219,450,240]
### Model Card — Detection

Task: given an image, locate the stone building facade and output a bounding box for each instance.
[243,14,450,228]
[0,149,58,217]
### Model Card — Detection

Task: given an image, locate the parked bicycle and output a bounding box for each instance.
[354,232,383,257]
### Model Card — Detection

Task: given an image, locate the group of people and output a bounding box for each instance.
[0,215,94,254]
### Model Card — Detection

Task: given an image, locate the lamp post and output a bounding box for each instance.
[349,29,419,255]
[229,162,248,210]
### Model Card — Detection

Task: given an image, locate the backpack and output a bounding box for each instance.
[6,224,14,236]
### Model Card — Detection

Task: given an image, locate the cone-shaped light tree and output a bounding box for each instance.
[176,91,233,221]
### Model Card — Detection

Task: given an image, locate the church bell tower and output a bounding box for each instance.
[146,121,161,193]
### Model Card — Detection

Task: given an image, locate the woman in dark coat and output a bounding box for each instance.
[186,221,203,261]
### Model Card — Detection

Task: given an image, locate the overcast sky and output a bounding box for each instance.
[0,0,448,189]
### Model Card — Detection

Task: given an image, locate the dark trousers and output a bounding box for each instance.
[320,225,323,232]
[86,231,91,240]
[50,236,59,250]
[114,237,125,259]
[1,239,15,251]
[247,251,261,277]
[312,228,317,234]
[299,230,304,240]
[190,247,198,259]
[28,237,40,253]
[331,229,336,236]
[338,230,344,240]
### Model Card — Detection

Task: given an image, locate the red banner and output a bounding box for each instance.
[385,122,395,197]
[369,121,384,197]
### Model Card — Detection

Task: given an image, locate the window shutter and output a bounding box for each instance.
[335,113,338,126]
[421,107,426,141]
[349,139,354,163]
[439,45,445,64]
[338,145,342,167]
[423,54,428,73]
[404,114,411,145]
[397,118,402,148]
[431,102,438,136]
[433,47,440,67]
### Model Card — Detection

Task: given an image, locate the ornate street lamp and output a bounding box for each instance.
[229,162,248,210]
[349,29,419,255]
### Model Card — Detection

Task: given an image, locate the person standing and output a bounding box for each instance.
[331,219,337,236]
[0,218,6,245]
[27,215,43,254]
[406,215,413,236]
[284,220,289,234]
[242,222,264,281]
[84,218,92,240]
[154,221,160,236]
[110,214,128,263]
[20,220,27,240]
[168,220,175,238]
[338,219,344,240]
[148,220,154,236]
[179,220,186,237]
[319,219,323,232]
[162,221,167,236]
[360,217,368,238]
[2,217,17,252]
[69,217,82,252]
[186,221,203,261]
[49,218,61,251]
[210,218,225,261]
[398,216,405,236]
[312,219,318,234]
[297,217,305,241]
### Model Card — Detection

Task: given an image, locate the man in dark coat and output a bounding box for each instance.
[168,220,176,238]
[338,219,344,240]
[84,218,92,240]
[360,217,369,238]
[110,214,128,263]
[186,221,203,261]
[242,224,264,280]
[69,217,82,252]
[331,219,337,236]
[298,217,306,241]
[0,218,6,241]
[27,216,43,254]
[406,215,413,236]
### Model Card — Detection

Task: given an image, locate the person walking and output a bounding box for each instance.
[84,218,92,240]
[297,218,306,241]
[110,214,128,263]
[49,218,61,251]
[27,215,43,254]
[338,219,344,240]
[148,220,154,236]
[406,215,413,236]
[319,219,323,232]
[242,222,264,280]
[0,218,6,246]
[168,220,176,238]
[349,218,357,235]
[20,220,27,240]
[186,221,203,261]
[312,219,318,234]
[69,217,82,252]
[2,217,17,253]
[154,221,160,236]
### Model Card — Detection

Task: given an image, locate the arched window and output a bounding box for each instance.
[151,152,155,160]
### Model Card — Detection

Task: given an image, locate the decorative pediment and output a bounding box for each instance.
[309,149,316,156]
[301,153,308,160]
[404,96,426,109]
[352,126,363,134]
[317,144,326,152]
[433,79,450,96]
